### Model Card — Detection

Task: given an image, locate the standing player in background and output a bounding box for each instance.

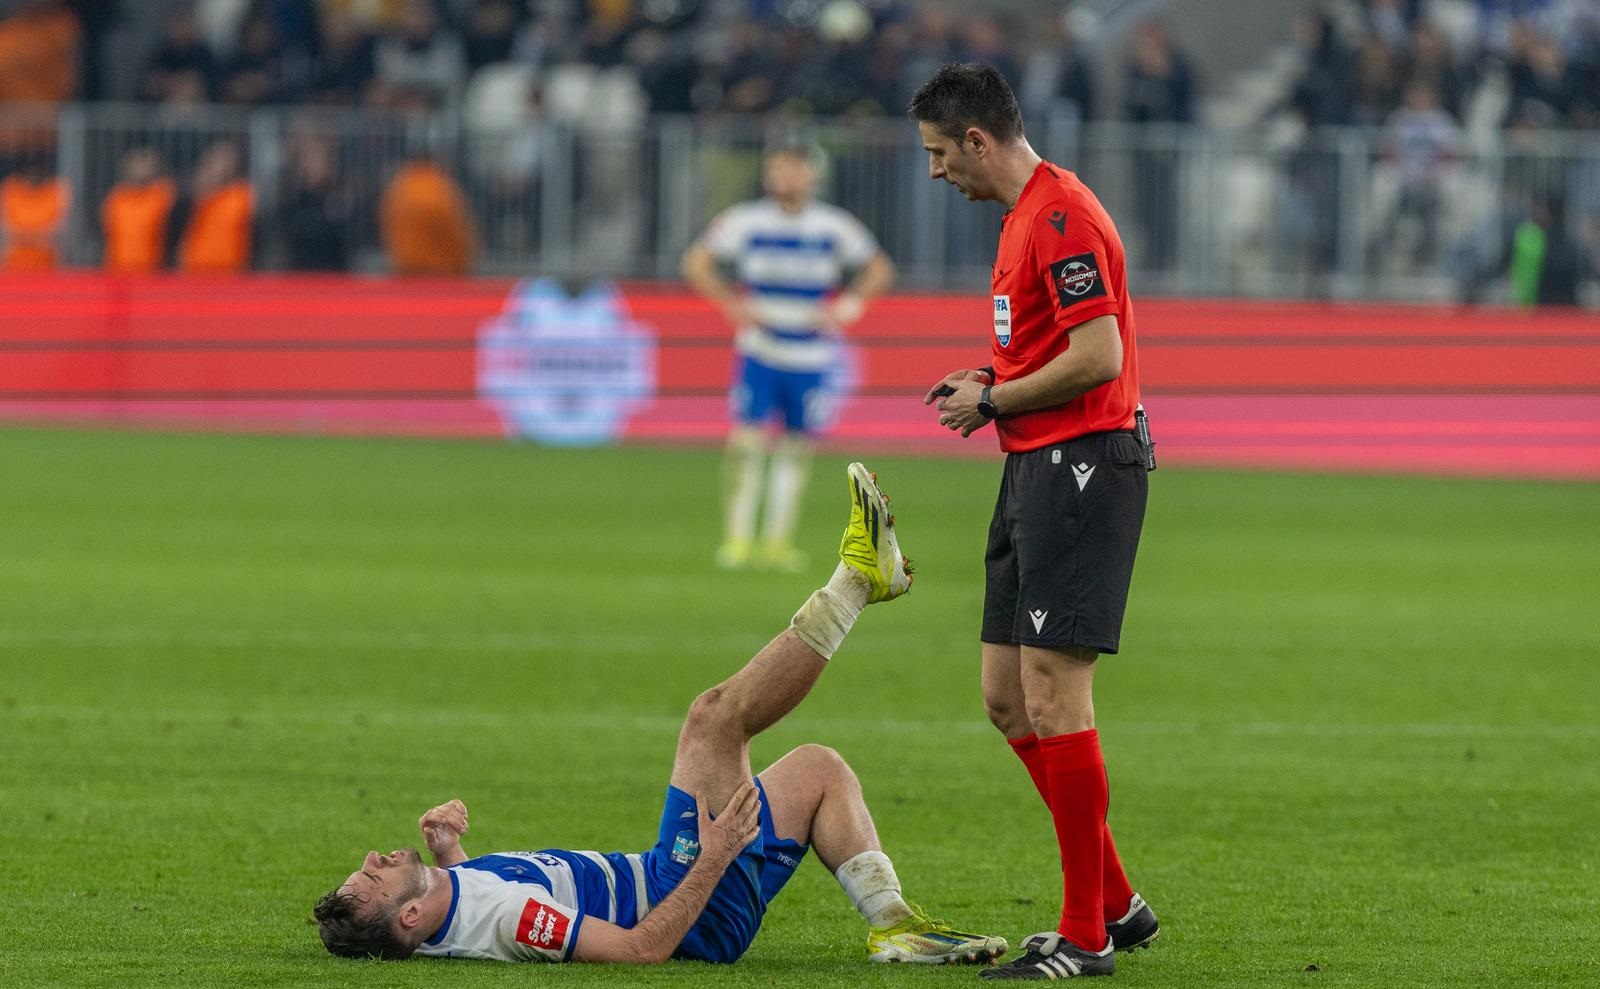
[682,148,895,572]
[909,64,1159,980]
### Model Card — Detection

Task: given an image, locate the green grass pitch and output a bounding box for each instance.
[1,427,1596,988]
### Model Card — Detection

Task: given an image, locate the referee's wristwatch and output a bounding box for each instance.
[977,385,999,420]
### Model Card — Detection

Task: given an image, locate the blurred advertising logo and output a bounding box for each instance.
[477,278,657,445]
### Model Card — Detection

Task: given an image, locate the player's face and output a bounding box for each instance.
[763,154,816,209]
[919,123,982,201]
[339,847,429,918]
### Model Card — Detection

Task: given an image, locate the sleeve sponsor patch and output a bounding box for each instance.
[1049,253,1107,306]
[515,896,573,954]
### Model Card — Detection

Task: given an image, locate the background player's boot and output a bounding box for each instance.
[1106,892,1159,952]
[867,905,1007,964]
[715,539,753,570]
[757,539,808,573]
[979,933,1114,980]
[838,462,911,603]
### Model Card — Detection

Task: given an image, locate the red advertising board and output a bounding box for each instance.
[1,273,1596,478]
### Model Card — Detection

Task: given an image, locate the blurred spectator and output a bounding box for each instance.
[1020,11,1097,127]
[306,5,378,103]
[1507,22,1579,126]
[0,0,80,104]
[1289,10,1352,127]
[176,139,255,273]
[141,7,215,103]
[577,0,637,68]
[375,0,467,106]
[1347,31,1403,126]
[1405,19,1468,120]
[899,3,959,105]
[0,159,70,270]
[789,1,879,116]
[1123,19,1195,273]
[62,0,117,101]
[216,11,290,104]
[101,147,177,274]
[1123,19,1195,124]
[959,12,1019,88]
[278,136,352,270]
[380,152,475,274]
[630,25,698,115]
[1366,0,1419,50]
[1375,82,1460,270]
[324,0,410,32]
[462,0,527,71]
[715,17,780,114]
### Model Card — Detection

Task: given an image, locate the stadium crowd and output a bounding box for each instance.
[0,0,1596,301]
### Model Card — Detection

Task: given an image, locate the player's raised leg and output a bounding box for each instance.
[672,462,913,811]
[757,745,1007,964]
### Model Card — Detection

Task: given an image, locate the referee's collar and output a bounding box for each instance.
[1007,161,1060,217]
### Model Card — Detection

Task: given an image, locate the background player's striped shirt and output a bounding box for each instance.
[415,850,649,963]
[700,198,880,372]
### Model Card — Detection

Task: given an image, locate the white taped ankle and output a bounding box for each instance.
[836,850,913,928]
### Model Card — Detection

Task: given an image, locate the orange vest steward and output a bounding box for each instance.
[102,178,177,273]
[1,175,70,270]
[178,180,254,273]
[380,162,475,276]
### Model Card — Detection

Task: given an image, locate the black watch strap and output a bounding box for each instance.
[978,385,998,420]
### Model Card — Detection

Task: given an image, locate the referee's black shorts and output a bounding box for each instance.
[981,430,1149,654]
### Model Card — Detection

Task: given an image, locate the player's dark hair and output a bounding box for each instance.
[312,887,417,961]
[907,62,1026,144]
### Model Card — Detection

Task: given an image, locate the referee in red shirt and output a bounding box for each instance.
[909,63,1159,981]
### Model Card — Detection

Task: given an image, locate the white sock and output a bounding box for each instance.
[835,850,913,928]
[789,563,870,659]
[722,433,764,545]
[761,437,811,547]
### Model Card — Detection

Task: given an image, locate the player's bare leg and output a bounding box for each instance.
[757,744,1006,964]
[674,463,911,812]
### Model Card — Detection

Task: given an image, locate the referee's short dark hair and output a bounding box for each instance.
[908,63,1026,145]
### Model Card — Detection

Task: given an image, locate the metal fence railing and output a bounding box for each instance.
[11,102,1600,303]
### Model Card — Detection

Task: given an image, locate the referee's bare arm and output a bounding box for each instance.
[931,315,1121,437]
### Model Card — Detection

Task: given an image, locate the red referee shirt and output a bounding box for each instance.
[989,161,1140,452]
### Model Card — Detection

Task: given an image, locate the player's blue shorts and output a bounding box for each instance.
[731,354,828,435]
[639,778,810,963]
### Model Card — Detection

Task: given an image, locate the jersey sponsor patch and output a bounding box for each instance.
[516,896,572,953]
[1049,254,1106,306]
[993,294,1012,347]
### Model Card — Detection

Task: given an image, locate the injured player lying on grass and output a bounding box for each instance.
[313,463,1006,966]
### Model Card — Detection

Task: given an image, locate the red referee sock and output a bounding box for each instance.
[1007,734,1135,924]
[1014,731,1131,948]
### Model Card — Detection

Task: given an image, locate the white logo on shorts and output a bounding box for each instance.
[1072,462,1095,491]
[1029,610,1048,634]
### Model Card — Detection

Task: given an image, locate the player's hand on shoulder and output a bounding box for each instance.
[694,781,761,867]
[419,798,469,858]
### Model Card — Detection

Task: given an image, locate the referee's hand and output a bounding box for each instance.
[926,370,993,438]
[922,367,992,405]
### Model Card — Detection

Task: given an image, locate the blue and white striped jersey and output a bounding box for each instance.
[414,850,650,963]
[700,198,880,372]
